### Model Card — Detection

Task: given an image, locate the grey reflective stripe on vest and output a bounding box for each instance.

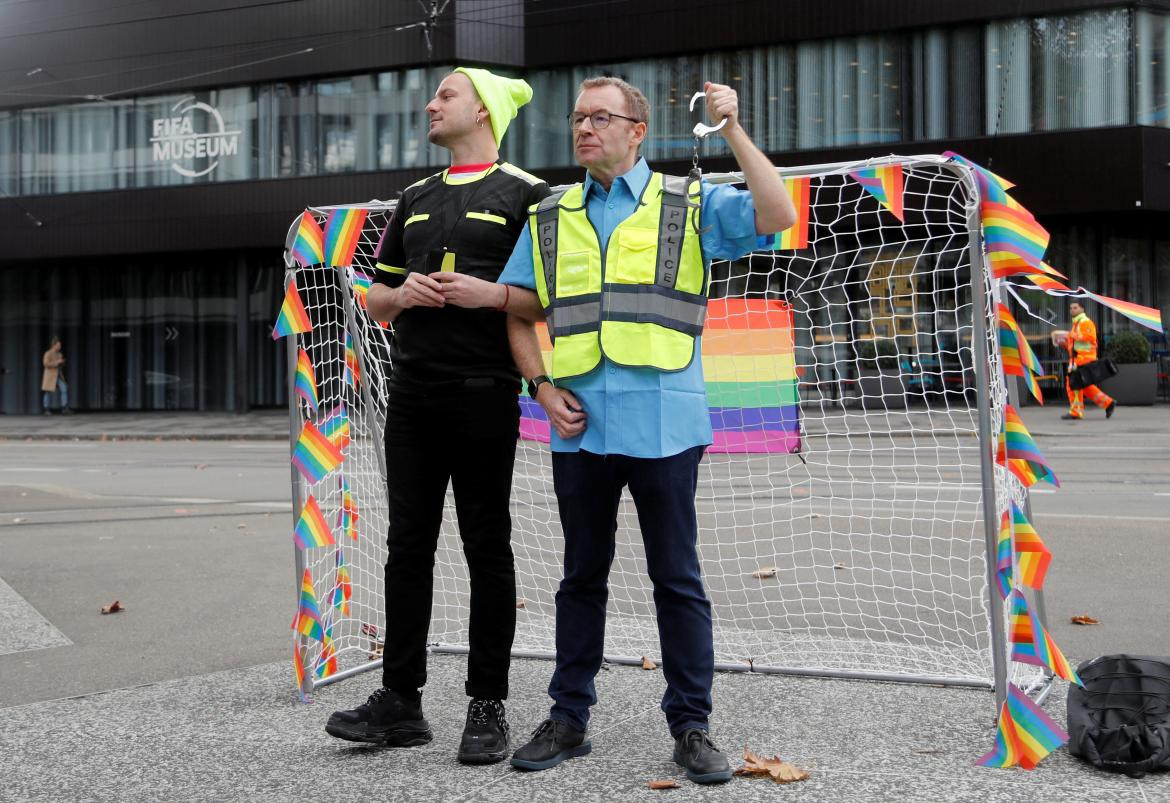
[535,189,570,311]
[547,293,602,337]
[601,283,707,336]
[657,174,692,288]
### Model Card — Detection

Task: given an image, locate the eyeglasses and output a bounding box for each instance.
[567,111,642,130]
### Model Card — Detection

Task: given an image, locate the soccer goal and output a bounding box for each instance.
[284,154,1027,700]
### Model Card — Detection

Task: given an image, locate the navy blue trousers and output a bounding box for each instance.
[548,446,713,737]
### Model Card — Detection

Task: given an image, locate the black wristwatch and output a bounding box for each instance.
[527,374,552,398]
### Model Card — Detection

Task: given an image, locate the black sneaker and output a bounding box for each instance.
[1106,401,1117,419]
[510,718,591,770]
[324,687,433,746]
[458,699,509,764]
[1061,413,1082,420]
[672,728,732,784]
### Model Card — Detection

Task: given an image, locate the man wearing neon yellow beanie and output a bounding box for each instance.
[326,67,549,765]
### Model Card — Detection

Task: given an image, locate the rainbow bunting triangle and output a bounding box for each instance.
[1007,589,1082,685]
[331,548,352,615]
[293,568,325,643]
[977,684,1068,769]
[943,151,1015,205]
[337,476,359,541]
[292,420,344,485]
[850,165,904,221]
[325,207,368,268]
[293,495,335,549]
[319,404,351,450]
[294,348,319,413]
[316,623,338,679]
[1008,503,1052,590]
[1018,272,1072,293]
[998,304,1044,404]
[774,177,810,250]
[271,279,312,340]
[1084,290,1164,334]
[352,269,373,309]
[292,639,308,701]
[289,210,326,268]
[982,201,1050,279]
[996,405,1058,488]
[345,332,361,389]
[995,510,1013,599]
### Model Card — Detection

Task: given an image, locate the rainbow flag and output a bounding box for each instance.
[319,405,351,450]
[293,495,335,549]
[1009,503,1051,590]
[271,279,312,340]
[325,208,368,268]
[995,511,1013,599]
[315,623,338,679]
[1008,589,1082,685]
[977,684,1068,769]
[331,548,352,616]
[294,348,319,413]
[292,420,344,485]
[850,165,904,221]
[998,304,1043,404]
[352,269,373,309]
[289,211,326,268]
[345,332,361,389]
[1019,273,1072,293]
[336,477,359,541]
[293,568,324,642]
[982,201,1050,278]
[942,151,1015,205]
[996,405,1058,488]
[518,299,800,453]
[773,177,810,250]
[292,640,308,701]
[1085,291,1164,334]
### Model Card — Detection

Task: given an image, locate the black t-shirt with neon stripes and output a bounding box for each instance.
[374,161,550,391]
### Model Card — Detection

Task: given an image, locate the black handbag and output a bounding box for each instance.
[1068,358,1118,390]
[1068,655,1170,778]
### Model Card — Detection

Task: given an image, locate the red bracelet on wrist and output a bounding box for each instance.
[495,284,510,311]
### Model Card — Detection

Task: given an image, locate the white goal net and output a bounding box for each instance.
[286,155,1014,694]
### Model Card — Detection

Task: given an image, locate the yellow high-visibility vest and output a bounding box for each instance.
[529,172,709,380]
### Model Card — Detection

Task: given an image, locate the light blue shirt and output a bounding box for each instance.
[498,157,769,458]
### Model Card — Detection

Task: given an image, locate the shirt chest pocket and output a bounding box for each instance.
[611,226,659,285]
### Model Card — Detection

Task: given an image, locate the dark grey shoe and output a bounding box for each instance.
[510,718,591,770]
[1106,400,1117,419]
[458,699,509,765]
[672,728,732,784]
[325,687,432,746]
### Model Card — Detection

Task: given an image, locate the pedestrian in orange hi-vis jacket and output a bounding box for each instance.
[1051,301,1115,421]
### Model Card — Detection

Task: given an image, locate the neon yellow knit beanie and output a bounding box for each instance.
[454,67,533,147]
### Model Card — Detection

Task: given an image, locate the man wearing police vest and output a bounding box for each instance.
[497,76,796,784]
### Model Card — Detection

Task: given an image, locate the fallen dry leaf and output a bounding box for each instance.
[516,598,526,609]
[1071,615,1101,625]
[100,600,124,615]
[642,656,658,671]
[751,567,777,579]
[734,746,810,784]
[646,779,679,789]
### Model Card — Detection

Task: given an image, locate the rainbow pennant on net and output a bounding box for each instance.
[331,548,352,616]
[982,201,1050,278]
[977,684,1068,769]
[293,495,335,550]
[293,420,344,485]
[1085,291,1164,334]
[995,511,1013,599]
[996,405,1058,488]
[942,151,1015,205]
[315,622,338,679]
[998,304,1043,404]
[345,332,362,389]
[773,177,810,250]
[294,348,319,413]
[292,640,308,701]
[337,477,359,541]
[1019,272,1072,293]
[1007,589,1082,685]
[325,207,368,268]
[293,568,325,642]
[850,164,904,221]
[352,269,373,309]
[271,279,312,340]
[1008,502,1051,590]
[319,405,351,450]
[289,210,326,268]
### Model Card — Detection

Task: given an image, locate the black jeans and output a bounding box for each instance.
[381,384,519,700]
[547,446,713,737]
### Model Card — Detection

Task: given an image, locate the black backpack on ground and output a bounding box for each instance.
[1067,654,1170,778]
